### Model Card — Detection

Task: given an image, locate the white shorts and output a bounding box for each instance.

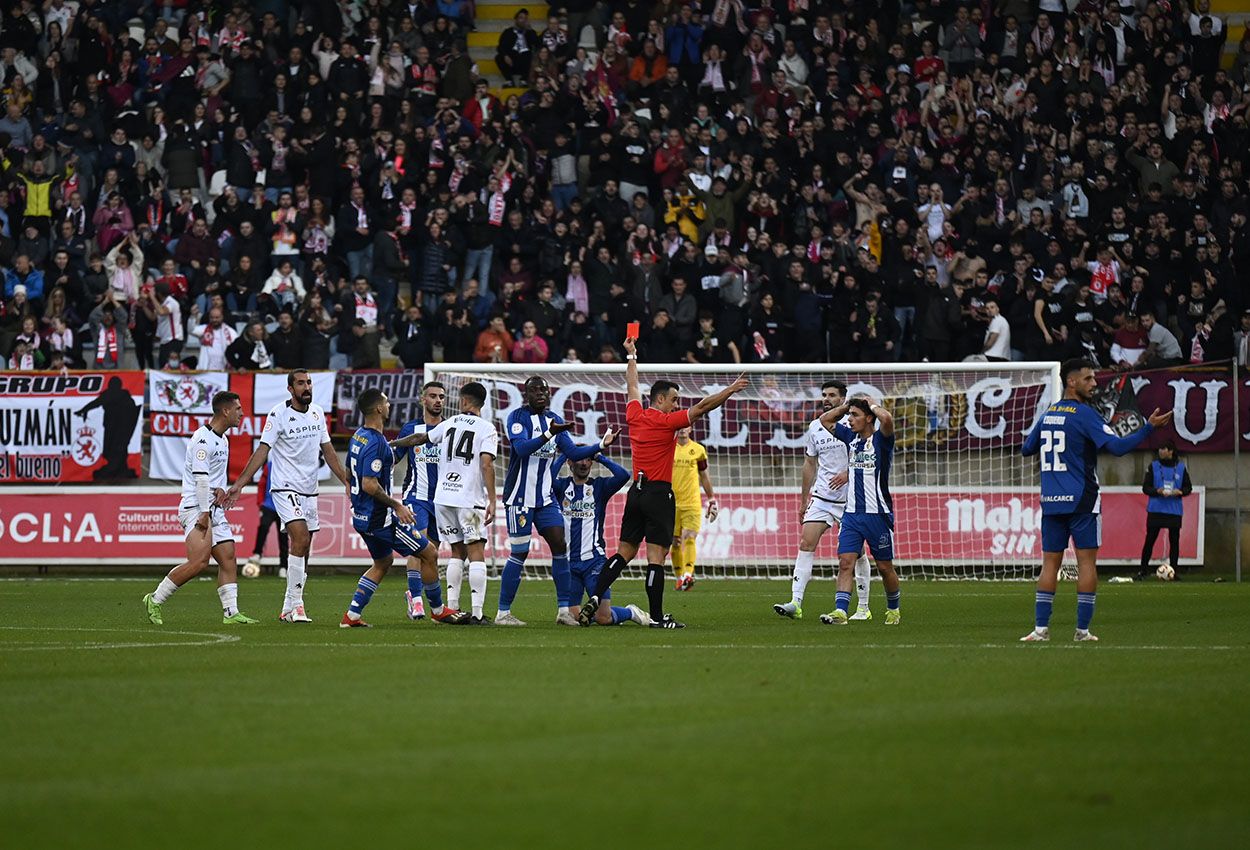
[179,506,234,547]
[802,497,846,528]
[272,491,320,532]
[435,504,486,545]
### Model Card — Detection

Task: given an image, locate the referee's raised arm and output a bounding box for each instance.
[623,337,643,403]
[686,373,750,424]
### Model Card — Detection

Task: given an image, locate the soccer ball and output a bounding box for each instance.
[1155,564,1176,581]
[241,561,261,579]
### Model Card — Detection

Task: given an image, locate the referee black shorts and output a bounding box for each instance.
[619,478,675,547]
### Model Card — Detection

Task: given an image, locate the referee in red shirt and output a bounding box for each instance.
[578,337,749,628]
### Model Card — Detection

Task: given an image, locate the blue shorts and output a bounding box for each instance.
[506,504,564,540]
[1041,512,1102,552]
[838,513,895,561]
[404,498,439,544]
[355,523,429,560]
[568,555,610,603]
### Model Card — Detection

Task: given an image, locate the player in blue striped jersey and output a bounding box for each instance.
[1019,359,1171,642]
[551,452,650,626]
[815,397,904,626]
[395,381,446,621]
[339,389,469,627]
[496,376,616,626]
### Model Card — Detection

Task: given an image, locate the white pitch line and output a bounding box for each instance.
[220,641,1241,652]
[0,626,240,651]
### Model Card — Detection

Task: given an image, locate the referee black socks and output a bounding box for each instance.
[594,553,628,598]
[645,563,664,623]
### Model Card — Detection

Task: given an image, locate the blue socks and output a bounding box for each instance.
[1076,592,1096,630]
[1036,590,1055,628]
[349,576,378,617]
[424,578,443,610]
[497,555,524,612]
[835,591,851,613]
[551,553,571,609]
[406,569,423,598]
[609,605,631,625]
[886,590,900,610]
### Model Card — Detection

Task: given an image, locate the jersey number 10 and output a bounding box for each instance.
[1039,430,1068,472]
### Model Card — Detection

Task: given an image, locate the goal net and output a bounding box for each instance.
[424,363,1060,580]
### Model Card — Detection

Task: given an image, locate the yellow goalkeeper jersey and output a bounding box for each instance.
[672,440,708,508]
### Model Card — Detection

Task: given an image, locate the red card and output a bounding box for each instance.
[626,321,640,341]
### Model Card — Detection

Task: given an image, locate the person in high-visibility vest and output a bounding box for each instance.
[1136,441,1192,580]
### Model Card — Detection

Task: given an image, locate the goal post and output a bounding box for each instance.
[425,361,1062,580]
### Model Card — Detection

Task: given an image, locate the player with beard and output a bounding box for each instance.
[774,380,873,620]
[226,370,349,622]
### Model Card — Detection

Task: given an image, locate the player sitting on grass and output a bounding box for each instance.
[390,381,499,624]
[143,391,258,626]
[552,451,650,626]
[815,396,902,626]
[1019,358,1172,643]
[497,376,616,626]
[775,379,873,621]
[340,389,470,628]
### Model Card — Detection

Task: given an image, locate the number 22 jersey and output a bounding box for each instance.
[1022,400,1153,515]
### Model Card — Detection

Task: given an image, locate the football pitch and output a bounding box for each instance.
[2,577,1247,848]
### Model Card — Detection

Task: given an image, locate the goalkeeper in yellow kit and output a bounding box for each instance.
[671,427,718,590]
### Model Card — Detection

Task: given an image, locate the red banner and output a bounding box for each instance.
[0,487,1203,566]
[1094,364,1249,452]
[0,372,145,482]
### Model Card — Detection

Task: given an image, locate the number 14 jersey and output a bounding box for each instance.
[427,413,499,509]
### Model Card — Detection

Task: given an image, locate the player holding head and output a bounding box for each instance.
[497,375,617,626]
[143,392,258,625]
[671,426,717,591]
[226,369,348,623]
[1019,359,1171,642]
[775,380,873,620]
[553,451,650,626]
[394,381,447,620]
[578,337,749,628]
[391,382,499,624]
[340,389,469,627]
[814,396,902,625]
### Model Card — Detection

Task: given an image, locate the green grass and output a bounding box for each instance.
[1,576,1247,849]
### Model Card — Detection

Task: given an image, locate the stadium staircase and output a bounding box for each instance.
[1207,0,1246,69]
[471,1,549,98]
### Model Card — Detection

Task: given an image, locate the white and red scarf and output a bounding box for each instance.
[96,325,119,366]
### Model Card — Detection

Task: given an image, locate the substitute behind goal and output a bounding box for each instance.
[424,363,1060,581]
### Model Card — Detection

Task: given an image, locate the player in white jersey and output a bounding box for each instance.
[143,392,258,625]
[391,381,499,624]
[774,380,872,620]
[226,370,349,623]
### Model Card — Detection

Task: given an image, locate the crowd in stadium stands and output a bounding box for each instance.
[1,0,1249,375]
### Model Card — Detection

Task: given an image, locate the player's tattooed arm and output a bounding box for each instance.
[390,431,430,450]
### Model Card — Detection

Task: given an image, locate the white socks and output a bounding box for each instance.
[468,561,487,618]
[217,583,238,616]
[791,551,814,605]
[446,558,465,609]
[285,555,306,609]
[153,576,179,604]
[854,555,871,610]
